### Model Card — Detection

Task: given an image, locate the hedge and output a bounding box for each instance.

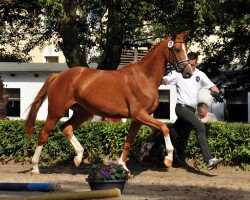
[0,120,249,170]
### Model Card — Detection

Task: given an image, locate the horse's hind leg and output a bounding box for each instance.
[60,105,92,167]
[118,121,142,172]
[32,116,59,175]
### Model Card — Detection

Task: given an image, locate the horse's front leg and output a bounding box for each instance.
[163,134,174,168]
[136,110,174,168]
[118,121,142,172]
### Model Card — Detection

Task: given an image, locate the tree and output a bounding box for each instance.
[191,0,250,94]
[0,0,89,67]
[0,80,8,119]
[0,0,249,95]
[0,0,43,61]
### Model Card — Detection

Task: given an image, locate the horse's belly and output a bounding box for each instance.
[76,93,129,117]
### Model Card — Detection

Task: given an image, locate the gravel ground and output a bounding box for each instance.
[0,161,249,200]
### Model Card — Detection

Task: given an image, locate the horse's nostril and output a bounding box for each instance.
[184,73,191,78]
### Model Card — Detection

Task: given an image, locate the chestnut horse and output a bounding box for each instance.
[25,31,193,174]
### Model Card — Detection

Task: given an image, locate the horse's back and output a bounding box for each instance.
[46,65,154,117]
[48,66,126,107]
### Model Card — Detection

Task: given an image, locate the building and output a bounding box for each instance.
[0,62,68,120]
[0,45,228,123]
[0,62,180,122]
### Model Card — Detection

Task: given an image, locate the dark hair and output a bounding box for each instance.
[197,102,208,109]
[188,52,198,60]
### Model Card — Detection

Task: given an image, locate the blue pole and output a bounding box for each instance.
[0,182,56,192]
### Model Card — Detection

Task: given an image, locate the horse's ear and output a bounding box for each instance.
[171,32,177,41]
[182,30,191,41]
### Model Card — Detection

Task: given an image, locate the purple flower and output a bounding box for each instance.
[100,167,111,178]
[110,168,116,174]
[86,160,129,181]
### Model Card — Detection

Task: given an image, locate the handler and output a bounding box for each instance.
[163,52,223,169]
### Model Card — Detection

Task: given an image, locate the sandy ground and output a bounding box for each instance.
[0,161,249,200]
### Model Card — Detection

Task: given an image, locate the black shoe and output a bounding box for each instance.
[207,158,223,170]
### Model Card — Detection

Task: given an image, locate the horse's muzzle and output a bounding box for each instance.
[182,63,193,79]
[183,71,192,78]
[176,60,193,79]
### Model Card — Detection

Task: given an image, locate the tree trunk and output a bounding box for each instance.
[58,0,88,68]
[0,80,8,119]
[97,1,123,70]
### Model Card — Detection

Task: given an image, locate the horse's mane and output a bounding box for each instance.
[141,36,170,61]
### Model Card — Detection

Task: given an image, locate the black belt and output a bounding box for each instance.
[176,103,196,113]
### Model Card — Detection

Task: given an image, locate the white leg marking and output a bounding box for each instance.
[118,153,130,172]
[70,135,84,166]
[164,135,174,161]
[31,145,43,174]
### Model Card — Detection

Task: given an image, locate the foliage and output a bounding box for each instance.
[0,120,249,170]
[186,122,250,170]
[85,158,129,181]
[0,53,27,62]
[192,0,250,94]
[1,1,249,90]
[0,0,44,61]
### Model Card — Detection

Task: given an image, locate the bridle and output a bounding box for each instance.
[165,38,191,78]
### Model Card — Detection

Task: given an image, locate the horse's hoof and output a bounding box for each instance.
[164,158,173,168]
[128,172,134,179]
[31,170,40,175]
[74,157,81,167]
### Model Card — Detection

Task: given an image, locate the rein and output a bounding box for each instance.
[165,39,190,77]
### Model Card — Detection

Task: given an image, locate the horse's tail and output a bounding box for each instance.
[24,73,58,138]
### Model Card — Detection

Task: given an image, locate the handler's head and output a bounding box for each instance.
[188,52,198,60]
[188,52,198,68]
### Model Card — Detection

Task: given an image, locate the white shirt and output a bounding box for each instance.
[163,69,215,108]
[197,112,218,123]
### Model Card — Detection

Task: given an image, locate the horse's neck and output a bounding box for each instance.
[139,41,167,87]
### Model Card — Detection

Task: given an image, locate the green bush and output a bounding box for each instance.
[0,120,249,170]
[186,122,250,170]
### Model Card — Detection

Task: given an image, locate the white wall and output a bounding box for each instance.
[2,73,49,120]
[29,46,66,63]
[2,73,73,121]
[2,72,179,122]
[158,84,177,122]
[4,72,226,122]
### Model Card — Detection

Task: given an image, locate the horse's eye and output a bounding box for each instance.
[175,49,180,53]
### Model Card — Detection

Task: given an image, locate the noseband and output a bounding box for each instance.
[165,39,190,77]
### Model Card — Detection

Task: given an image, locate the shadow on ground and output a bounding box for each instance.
[18,158,215,178]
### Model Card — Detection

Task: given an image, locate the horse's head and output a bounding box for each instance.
[166,31,193,78]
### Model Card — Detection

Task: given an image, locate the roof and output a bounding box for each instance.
[0,62,98,73]
[0,62,68,72]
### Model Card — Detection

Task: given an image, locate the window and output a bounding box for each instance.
[5,88,20,117]
[225,92,248,122]
[45,56,59,63]
[225,104,247,122]
[153,90,170,119]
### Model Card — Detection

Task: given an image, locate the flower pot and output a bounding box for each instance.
[87,179,127,193]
